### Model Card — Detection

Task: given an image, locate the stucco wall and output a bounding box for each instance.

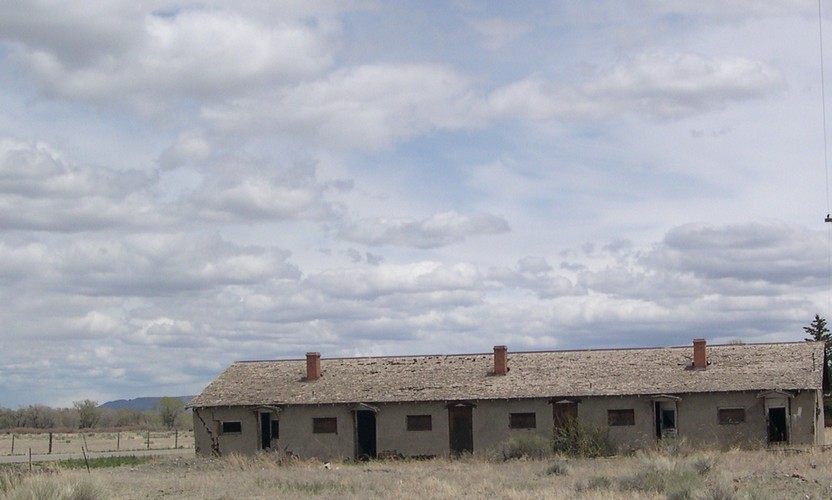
[575,395,654,452]
[375,402,449,457]
[676,392,766,448]
[277,405,353,460]
[192,406,260,456]
[375,400,553,457]
[575,390,821,450]
[192,389,822,458]
[472,399,552,452]
[789,390,823,446]
[676,391,820,448]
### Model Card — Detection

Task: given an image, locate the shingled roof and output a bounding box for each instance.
[188,341,825,408]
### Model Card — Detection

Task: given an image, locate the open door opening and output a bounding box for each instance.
[768,407,788,443]
[762,394,790,445]
[355,410,377,460]
[260,412,272,450]
[654,400,677,440]
[448,404,473,456]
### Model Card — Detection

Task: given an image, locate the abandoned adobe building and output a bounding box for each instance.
[188,340,825,459]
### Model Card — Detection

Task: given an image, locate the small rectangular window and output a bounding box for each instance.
[608,409,635,426]
[407,415,432,431]
[718,408,745,425]
[313,417,337,434]
[509,412,537,429]
[271,419,280,439]
[221,421,242,434]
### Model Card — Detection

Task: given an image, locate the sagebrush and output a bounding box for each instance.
[551,420,614,458]
[496,432,552,460]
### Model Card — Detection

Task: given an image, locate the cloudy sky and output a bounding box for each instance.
[2,1,832,407]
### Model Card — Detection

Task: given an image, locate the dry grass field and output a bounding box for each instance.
[3,446,832,499]
[0,431,193,456]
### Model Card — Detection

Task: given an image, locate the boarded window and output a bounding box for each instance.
[313,417,337,434]
[407,415,432,431]
[718,408,745,425]
[221,421,242,434]
[509,412,537,429]
[608,409,635,426]
[271,419,280,439]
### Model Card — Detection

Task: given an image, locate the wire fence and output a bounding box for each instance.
[0,430,193,456]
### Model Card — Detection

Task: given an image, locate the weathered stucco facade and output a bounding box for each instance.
[189,340,825,459]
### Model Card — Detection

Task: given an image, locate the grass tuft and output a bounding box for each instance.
[545,459,569,476]
[0,470,23,493]
[576,475,614,492]
[4,474,107,500]
[496,433,552,460]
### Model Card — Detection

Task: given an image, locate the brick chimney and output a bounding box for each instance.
[493,345,508,375]
[306,352,321,380]
[692,339,707,369]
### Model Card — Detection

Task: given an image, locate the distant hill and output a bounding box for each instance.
[99,396,195,411]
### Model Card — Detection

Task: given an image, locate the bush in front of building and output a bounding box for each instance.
[617,452,730,499]
[551,421,614,458]
[496,432,553,460]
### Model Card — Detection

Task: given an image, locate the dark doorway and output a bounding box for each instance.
[448,405,473,455]
[260,413,271,450]
[355,411,377,459]
[768,407,788,443]
[553,401,577,428]
[654,402,677,439]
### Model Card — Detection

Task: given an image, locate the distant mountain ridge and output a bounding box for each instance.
[99,396,195,411]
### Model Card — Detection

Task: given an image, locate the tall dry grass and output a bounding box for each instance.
[3,446,832,499]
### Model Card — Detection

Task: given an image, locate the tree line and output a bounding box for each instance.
[0,397,189,431]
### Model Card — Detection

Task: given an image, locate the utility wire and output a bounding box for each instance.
[821,0,830,214]
[820,0,832,317]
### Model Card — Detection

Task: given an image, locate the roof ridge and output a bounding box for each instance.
[230,340,818,364]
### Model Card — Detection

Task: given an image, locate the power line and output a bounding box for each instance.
[820,0,832,317]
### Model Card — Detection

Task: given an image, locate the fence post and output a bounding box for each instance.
[10,434,14,455]
[175,430,178,449]
[48,432,53,454]
[117,432,120,450]
[81,447,90,474]
[146,431,150,449]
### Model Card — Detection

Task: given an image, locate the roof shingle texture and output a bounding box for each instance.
[189,342,824,408]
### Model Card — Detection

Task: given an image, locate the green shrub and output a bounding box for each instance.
[551,421,614,458]
[56,455,153,470]
[620,467,701,498]
[497,433,553,460]
[619,455,715,499]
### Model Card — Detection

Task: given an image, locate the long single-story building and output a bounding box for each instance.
[188,340,825,459]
